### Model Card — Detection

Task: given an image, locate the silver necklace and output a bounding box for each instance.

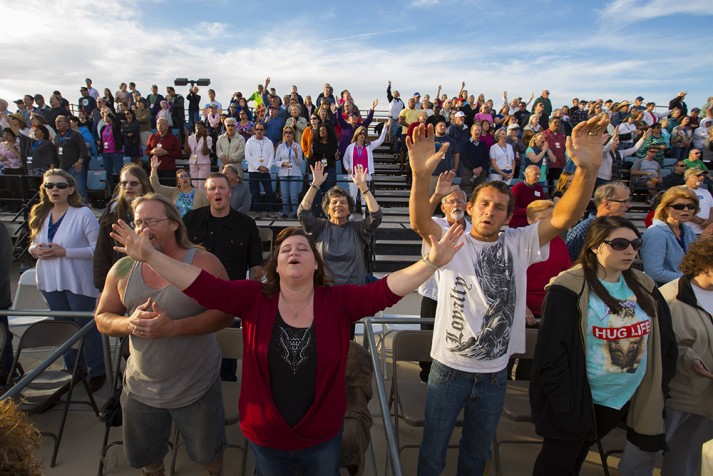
[280,291,313,319]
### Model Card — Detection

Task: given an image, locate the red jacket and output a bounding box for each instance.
[541,128,566,169]
[184,271,401,450]
[146,131,181,170]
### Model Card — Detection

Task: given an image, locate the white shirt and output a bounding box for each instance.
[244,136,274,172]
[274,141,304,177]
[489,142,515,172]
[389,97,404,120]
[29,206,99,298]
[431,223,548,373]
[418,216,472,300]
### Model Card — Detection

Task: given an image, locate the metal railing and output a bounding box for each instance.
[0,310,111,400]
[362,316,434,476]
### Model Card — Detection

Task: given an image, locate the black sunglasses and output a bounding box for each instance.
[670,203,696,211]
[44,182,69,190]
[603,238,642,251]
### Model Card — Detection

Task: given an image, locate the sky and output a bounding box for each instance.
[1,0,712,112]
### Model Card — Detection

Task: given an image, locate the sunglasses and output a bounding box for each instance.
[603,238,642,251]
[670,203,696,211]
[44,182,69,189]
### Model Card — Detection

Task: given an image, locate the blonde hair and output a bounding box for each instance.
[29,169,85,242]
[654,187,700,221]
[0,399,42,475]
[526,200,555,223]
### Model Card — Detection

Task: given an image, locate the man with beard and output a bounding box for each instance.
[96,194,232,476]
[418,174,472,381]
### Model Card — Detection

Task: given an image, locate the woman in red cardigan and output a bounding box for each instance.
[110,223,463,475]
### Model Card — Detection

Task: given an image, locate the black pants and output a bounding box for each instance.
[533,403,628,476]
[418,296,437,382]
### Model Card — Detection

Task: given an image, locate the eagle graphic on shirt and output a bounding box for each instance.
[448,240,516,360]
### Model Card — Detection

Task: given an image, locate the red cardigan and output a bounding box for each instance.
[184,271,401,450]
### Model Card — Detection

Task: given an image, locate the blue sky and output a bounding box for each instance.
[1,0,711,112]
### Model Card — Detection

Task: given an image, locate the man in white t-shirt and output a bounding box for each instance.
[408,116,609,476]
[418,176,473,382]
[684,167,713,234]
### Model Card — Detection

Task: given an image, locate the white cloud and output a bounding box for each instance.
[0,0,710,114]
[598,0,713,26]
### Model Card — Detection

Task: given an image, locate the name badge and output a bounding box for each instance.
[534,191,541,197]
[193,154,198,163]
[321,158,327,166]
[555,142,561,149]
[58,147,63,155]
[104,142,109,149]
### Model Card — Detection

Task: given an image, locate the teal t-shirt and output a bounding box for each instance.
[586,276,650,409]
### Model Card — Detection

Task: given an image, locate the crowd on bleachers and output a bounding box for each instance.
[1,77,713,475]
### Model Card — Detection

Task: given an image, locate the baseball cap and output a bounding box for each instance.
[685,167,707,179]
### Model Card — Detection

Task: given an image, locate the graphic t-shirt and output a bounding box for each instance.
[418,217,472,300]
[432,223,548,373]
[586,276,650,410]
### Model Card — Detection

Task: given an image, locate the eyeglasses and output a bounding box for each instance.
[670,203,697,211]
[130,217,170,228]
[603,238,642,251]
[608,198,631,204]
[691,151,701,155]
[283,131,293,135]
[44,182,69,189]
[254,128,264,131]
[120,180,141,188]
[177,174,190,180]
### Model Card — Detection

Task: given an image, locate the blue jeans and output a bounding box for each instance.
[417,361,507,476]
[249,426,343,476]
[279,175,302,216]
[249,172,274,213]
[62,165,87,201]
[103,152,125,193]
[40,290,105,378]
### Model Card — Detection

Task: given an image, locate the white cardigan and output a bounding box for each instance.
[342,125,388,177]
[30,206,100,298]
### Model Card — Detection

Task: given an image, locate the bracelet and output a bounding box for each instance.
[422,256,440,270]
[359,188,369,194]
[310,184,318,191]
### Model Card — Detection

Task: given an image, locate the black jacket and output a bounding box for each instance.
[182,207,262,280]
[529,268,677,452]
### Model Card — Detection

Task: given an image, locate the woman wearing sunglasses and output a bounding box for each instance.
[640,187,698,286]
[28,169,106,391]
[530,216,677,475]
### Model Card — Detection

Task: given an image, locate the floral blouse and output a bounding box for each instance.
[0,141,21,169]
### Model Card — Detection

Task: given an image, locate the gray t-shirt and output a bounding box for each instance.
[298,205,382,284]
[632,158,661,177]
[121,248,221,408]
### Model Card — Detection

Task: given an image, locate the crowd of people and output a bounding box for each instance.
[0,76,713,475]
